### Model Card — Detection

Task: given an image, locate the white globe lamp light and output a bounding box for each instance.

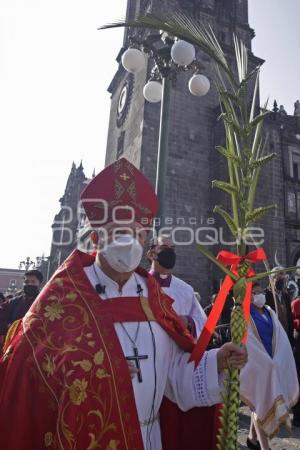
[143,81,162,103]
[171,40,196,66]
[189,74,210,97]
[121,48,145,73]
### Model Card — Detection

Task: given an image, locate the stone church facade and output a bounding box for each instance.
[48,162,89,278]
[104,0,300,297]
[47,0,300,300]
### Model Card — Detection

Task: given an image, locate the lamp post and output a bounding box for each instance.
[155,75,171,231]
[35,256,45,268]
[121,33,210,233]
[19,257,35,271]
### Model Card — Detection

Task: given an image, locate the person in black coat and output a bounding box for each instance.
[0,269,43,340]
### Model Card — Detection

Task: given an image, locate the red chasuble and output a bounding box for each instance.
[0,250,220,450]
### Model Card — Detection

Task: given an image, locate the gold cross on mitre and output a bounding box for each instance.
[120,172,130,181]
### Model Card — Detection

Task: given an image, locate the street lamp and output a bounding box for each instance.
[35,256,45,268]
[121,33,210,232]
[19,257,35,271]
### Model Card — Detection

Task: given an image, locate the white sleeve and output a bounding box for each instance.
[164,345,223,411]
[190,291,207,336]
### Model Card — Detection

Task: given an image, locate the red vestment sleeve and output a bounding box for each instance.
[0,331,58,449]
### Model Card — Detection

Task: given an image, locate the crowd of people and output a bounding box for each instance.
[0,158,299,450]
[0,270,43,349]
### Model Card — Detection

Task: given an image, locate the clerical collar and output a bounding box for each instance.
[149,270,172,288]
[93,263,143,296]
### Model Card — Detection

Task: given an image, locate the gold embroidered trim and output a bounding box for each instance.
[66,267,132,450]
[22,321,65,450]
[241,393,299,438]
[2,319,21,354]
[140,296,155,321]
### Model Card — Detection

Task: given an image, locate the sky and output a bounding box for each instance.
[0,0,299,269]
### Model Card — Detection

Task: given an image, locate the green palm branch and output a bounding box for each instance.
[100,13,235,84]
[100,12,296,450]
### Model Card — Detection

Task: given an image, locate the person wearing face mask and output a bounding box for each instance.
[0,159,248,450]
[147,235,207,336]
[0,269,43,347]
[240,283,299,450]
[265,267,294,346]
[147,235,221,449]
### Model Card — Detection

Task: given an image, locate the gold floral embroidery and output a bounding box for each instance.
[94,350,104,365]
[87,433,98,450]
[66,292,77,301]
[53,277,64,287]
[42,354,56,377]
[61,422,75,447]
[69,378,88,405]
[63,345,78,353]
[25,264,134,450]
[72,359,92,372]
[44,303,64,321]
[96,368,111,380]
[2,345,13,361]
[106,440,119,450]
[44,431,53,447]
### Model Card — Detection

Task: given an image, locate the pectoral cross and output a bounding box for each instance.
[126,347,148,383]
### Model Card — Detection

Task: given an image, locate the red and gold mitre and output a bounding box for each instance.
[80,158,159,227]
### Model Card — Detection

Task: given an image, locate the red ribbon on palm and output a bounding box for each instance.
[189,248,267,366]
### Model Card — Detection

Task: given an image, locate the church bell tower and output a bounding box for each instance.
[104,0,262,295]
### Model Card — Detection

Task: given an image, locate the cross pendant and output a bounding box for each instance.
[126,346,148,383]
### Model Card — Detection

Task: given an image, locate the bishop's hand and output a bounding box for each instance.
[127,361,140,379]
[216,342,248,373]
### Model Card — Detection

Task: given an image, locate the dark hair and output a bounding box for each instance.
[25,269,43,283]
[148,235,173,250]
[0,292,5,301]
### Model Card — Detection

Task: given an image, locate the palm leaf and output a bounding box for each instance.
[234,35,248,84]
[197,244,238,281]
[216,147,242,164]
[212,180,240,196]
[214,205,239,236]
[250,69,260,122]
[249,121,265,162]
[249,153,276,169]
[249,266,299,283]
[245,205,276,224]
[101,11,286,450]
[99,12,238,86]
[249,110,270,129]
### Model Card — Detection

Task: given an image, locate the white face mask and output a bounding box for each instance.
[253,293,266,308]
[102,234,143,273]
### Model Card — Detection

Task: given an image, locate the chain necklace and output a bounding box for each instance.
[119,321,140,347]
[92,264,148,382]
